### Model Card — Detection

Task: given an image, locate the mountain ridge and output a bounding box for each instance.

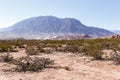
[111,30,120,34]
[0,16,114,39]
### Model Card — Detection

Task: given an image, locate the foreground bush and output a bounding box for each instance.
[85,44,103,60]
[0,53,13,62]
[111,52,120,65]
[13,56,54,71]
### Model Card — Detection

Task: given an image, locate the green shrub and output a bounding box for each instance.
[0,45,13,52]
[13,56,54,71]
[85,44,103,60]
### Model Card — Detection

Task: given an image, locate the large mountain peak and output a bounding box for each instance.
[0,16,114,39]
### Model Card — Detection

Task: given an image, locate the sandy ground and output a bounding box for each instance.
[0,50,120,80]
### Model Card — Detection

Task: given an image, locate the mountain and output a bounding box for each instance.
[0,16,114,39]
[111,30,120,34]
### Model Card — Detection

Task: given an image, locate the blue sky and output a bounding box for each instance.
[0,0,120,30]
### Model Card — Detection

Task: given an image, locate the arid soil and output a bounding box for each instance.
[0,50,120,80]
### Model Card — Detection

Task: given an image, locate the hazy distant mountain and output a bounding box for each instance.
[111,30,120,34]
[0,16,114,39]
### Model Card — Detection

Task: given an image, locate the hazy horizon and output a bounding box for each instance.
[0,0,120,30]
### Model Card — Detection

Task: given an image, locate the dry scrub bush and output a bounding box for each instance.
[37,44,53,53]
[111,51,120,65]
[64,45,80,53]
[85,44,103,60]
[0,53,13,62]
[26,47,39,55]
[63,66,71,71]
[13,56,54,72]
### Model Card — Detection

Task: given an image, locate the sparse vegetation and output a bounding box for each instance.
[64,45,80,53]
[13,56,54,72]
[26,47,39,55]
[63,66,71,71]
[0,38,120,65]
[111,48,120,65]
[0,52,13,62]
[0,45,17,52]
[111,53,120,64]
[85,44,103,60]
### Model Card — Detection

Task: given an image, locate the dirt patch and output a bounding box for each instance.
[0,51,120,80]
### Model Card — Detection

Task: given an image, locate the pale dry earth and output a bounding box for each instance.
[0,49,120,80]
